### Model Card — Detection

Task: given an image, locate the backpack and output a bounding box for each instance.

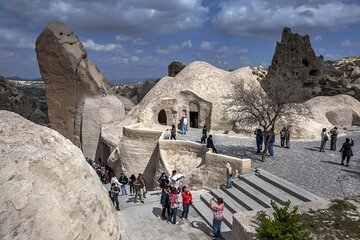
[324,134,328,141]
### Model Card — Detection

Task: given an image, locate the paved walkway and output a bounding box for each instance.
[178,128,360,199]
[115,189,214,240]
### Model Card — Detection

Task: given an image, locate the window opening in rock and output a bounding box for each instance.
[302,59,309,67]
[158,110,167,125]
[309,69,320,76]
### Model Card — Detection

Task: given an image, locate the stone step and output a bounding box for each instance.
[256,169,321,201]
[200,193,234,229]
[210,189,248,213]
[220,185,265,211]
[232,180,274,208]
[192,199,231,240]
[240,175,303,205]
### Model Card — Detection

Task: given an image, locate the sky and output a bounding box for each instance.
[0,0,359,83]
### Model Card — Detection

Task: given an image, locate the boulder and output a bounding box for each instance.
[0,110,120,240]
[35,20,113,146]
[81,96,125,161]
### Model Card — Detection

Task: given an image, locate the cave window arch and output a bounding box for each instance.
[309,69,320,76]
[158,110,167,125]
[302,59,309,67]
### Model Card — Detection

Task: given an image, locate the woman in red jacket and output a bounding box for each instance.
[180,186,192,220]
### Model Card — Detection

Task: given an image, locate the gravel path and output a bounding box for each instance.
[178,128,360,199]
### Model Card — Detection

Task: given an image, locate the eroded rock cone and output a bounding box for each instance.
[0,110,120,240]
[35,20,113,146]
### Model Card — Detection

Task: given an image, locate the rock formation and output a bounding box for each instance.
[81,96,125,160]
[168,61,186,77]
[35,20,113,146]
[263,27,325,98]
[0,110,120,240]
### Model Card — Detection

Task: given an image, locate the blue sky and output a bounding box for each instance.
[0,0,359,83]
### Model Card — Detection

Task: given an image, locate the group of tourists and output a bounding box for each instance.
[254,126,291,157]
[320,127,354,166]
[158,170,225,239]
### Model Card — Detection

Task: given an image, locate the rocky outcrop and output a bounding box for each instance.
[168,61,186,77]
[263,27,325,98]
[35,20,113,146]
[252,65,267,81]
[0,110,120,240]
[82,96,125,160]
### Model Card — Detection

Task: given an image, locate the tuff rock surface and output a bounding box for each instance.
[35,20,113,146]
[0,110,120,240]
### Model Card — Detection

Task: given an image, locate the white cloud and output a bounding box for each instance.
[135,49,143,54]
[341,39,352,46]
[115,35,133,41]
[0,28,34,49]
[199,41,215,50]
[130,55,139,62]
[313,35,323,41]
[82,39,122,52]
[157,48,171,54]
[1,0,209,35]
[216,45,248,54]
[214,0,360,36]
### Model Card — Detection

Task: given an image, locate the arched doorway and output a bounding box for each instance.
[158,110,167,125]
[189,102,199,128]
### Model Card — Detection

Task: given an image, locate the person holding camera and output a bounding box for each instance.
[180,186,192,221]
[210,197,224,239]
[330,127,339,151]
[339,138,354,166]
[110,183,120,211]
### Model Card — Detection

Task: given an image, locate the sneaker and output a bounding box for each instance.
[345,164,350,167]
[180,217,184,220]
[140,200,144,203]
[175,221,179,225]
[185,218,189,221]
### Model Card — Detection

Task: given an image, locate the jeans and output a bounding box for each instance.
[320,140,326,152]
[268,142,274,156]
[135,188,144,202]
[170,207,178,224]
[130,184,135,194]
[181,203,189,219]
[213,219,222,238]
[111,195,119,209]
[162,204,170,218]
[256,140,262,153]
[226,176,232,188]
[280,137,285,147]
[181,124,187,134]
[330,138,337,151]
[121,185,127,195]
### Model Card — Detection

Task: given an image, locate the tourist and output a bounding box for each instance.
[225,163,232,188]
[111,176,121,186]
[170,124,176,140]
[207,135,218,153]
[129,174,136,195]
[168,187,180,224]
[280,127,287,147]
[160,185,171,220]
[330,127,338,151]
[134,173,146,203]
[285,125,291,148]
[110,183,120,211]
[255,128,263,153]
[181,115,187,134]
[339,138,354,167]
[201,125,207,144]
[118,173,128,195]
[210,197,224,239]
[180,186,193,220]
[267,130,275,157]
[158,172,169,192]
[320,128,329,152]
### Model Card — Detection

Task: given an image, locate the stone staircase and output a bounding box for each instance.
[192,169,321,239]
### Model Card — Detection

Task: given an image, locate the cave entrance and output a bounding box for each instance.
[309,69,321,76]
[158,110,167,125]
[189,102,199,128]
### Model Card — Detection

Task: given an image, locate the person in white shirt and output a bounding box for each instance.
[320,128,329,152]
[181,115,188,134]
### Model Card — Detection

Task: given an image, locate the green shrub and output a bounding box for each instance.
[256,200,310,240]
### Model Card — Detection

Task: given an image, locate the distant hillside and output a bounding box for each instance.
[6,76,43,81]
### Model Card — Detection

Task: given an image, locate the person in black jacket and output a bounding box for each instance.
[339,138,354,166]
[118,173,129,195]
[160,185,171,219]
[201,125,207,144]
[207,135,217,153]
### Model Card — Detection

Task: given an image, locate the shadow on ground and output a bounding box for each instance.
[191,221,212,237]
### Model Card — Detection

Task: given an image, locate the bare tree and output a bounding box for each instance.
[224,78,310,162]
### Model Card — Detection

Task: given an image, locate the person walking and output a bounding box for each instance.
[118,172,128,195]
[267,130,275,157]
[339,138,354,166]
[330,127,338,151]
[134,174,146,203]
[201,125,207,144]
[168,187,180,224]
[110,183,120,211]
[207,135,218,153]
[180,186,192,221]
[225,163,232,188]
[128,174,136,195]
[280,127,287,147]
[320,128,329,152]
[255,128,263,153]
[160,185,171,220]
[168,124,176,140]
[181,115,188,134]
[210,197,224,239]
